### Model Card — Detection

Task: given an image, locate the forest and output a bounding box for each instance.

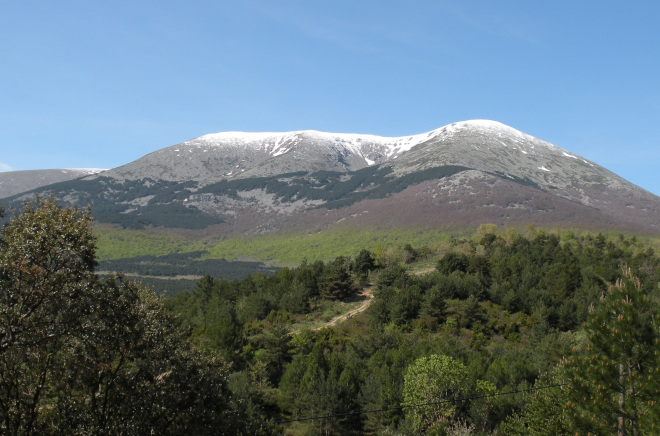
[165,227,660,435]
[2,197,660,435]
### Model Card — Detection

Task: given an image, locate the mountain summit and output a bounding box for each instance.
[96,120,633,193]
[94,125,448,182]
[7,120,660,234]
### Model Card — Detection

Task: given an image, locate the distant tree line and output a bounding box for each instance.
[4,177,223,229]
[97,250,277,279]
[200,165,471,210]
[7,165,477,230]
[5,163,559,232]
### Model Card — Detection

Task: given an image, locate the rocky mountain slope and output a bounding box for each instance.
[0,168,106,199]
[6,120,659,234]
[91,129,440,182]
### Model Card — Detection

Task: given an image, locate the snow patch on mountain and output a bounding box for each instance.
[191,121,548,163]
[62,168,107,174]
[99,119,645,206]
[187,129,441,164]
[450,120,541,142]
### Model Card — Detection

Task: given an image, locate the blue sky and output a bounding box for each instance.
[1,1,659,195]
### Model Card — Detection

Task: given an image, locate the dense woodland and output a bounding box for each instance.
[2,197,660,435]
[166,226,660,435]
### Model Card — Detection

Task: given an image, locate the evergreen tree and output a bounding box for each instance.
[563,268,660,435]
[353,248,376,277]
[321,256,359,300]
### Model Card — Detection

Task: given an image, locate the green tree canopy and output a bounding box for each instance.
[0,196,261,435]
[402,354,495,433]
[563,267,660,435]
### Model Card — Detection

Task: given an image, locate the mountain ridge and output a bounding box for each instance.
[89,124,445,183]
[90,119,638,193]
[5,120,659,237]
[0,168,106,199]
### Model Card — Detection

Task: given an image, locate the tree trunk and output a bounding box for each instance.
[618,363,625,436]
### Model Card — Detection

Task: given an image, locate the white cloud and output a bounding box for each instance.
[0,162,13,172]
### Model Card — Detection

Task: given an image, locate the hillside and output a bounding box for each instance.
[163,228,660,434]
[0,168,106,199]
[4,120,659,283]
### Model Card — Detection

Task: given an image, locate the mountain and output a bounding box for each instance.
[0,168,106,199]
[92,129,438,182]
[6,120,659,236]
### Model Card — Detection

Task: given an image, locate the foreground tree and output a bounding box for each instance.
[402,354,495,433]
[0,197,101,434]
[499,369,570,435]
[563,267,660,435]
[0,197,265,435]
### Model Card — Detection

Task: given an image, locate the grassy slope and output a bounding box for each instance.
[95,223,660,268]
[96,223,660,343]
[93,225,202,260]
[95,224,466,265]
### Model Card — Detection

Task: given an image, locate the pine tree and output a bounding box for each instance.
[563,267,660,435]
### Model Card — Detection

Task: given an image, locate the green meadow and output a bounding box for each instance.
[95,223,660,267]
[95,224,465,265]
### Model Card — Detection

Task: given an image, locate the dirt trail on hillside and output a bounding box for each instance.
[312,267,435,330]
[316,285,375,330]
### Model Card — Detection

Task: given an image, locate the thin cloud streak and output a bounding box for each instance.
[432,1,542,44]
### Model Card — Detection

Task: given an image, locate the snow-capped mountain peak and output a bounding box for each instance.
[182,126,448,168]
[96,119,625,198]
[12,119,659,234]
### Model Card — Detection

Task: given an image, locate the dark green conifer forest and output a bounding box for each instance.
[2,198,659,435]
